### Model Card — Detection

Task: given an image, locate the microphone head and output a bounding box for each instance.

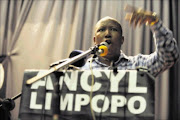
[99,46,108,56]
[97,40,111,56]
[69,50,87,67]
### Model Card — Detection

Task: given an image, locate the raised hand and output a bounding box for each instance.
[124,4,159,28]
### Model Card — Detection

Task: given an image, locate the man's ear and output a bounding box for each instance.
[121,36,124,45]
[93,36,96,44]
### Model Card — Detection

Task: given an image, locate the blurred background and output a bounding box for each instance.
[0,0,179,119]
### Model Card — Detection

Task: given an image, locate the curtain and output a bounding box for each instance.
[0,0,178,119]
[169,0,180,119]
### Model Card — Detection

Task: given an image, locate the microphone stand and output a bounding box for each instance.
[26,47,97,85]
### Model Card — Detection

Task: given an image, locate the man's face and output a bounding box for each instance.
[94,18,124,61]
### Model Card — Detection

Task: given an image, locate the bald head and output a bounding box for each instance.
[95,16,123,35]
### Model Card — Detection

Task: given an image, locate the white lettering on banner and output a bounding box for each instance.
[29,72,53,110]
[29,92,148,114]
[60,94,73,111]
[45,93,52,110]
[31,71,53,90]
[28,70,150,114]
[75,94,89,111]
[58,70,147,93]
[110,71,126,92]
[30,92,52,110]
[59,71,78,91]
[80,71,102,92]
[128,70,147,93]
[92,95,109,113]
[62,94,146,114]
[30,92,42,109]
[111,95,127,113]
[128,96,146,114]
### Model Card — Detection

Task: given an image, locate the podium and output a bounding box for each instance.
[19,70,155,120]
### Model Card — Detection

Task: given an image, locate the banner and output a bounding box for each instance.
[19,70,154,120]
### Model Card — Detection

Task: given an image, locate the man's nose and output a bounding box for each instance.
[105,29,111,38]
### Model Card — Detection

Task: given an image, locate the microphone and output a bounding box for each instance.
[49,50,86,68]
[97,40,111,56]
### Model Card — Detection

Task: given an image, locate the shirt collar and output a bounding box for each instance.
[93,51,129,66]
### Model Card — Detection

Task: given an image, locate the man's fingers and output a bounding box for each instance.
[125,13,142,28]
[139,16,147,26]
[134,14,142,27]
[130,12,137,25]
[124,5,158,27]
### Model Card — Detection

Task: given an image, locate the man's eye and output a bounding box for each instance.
[111,28,117,31]
[97,29,104,32]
